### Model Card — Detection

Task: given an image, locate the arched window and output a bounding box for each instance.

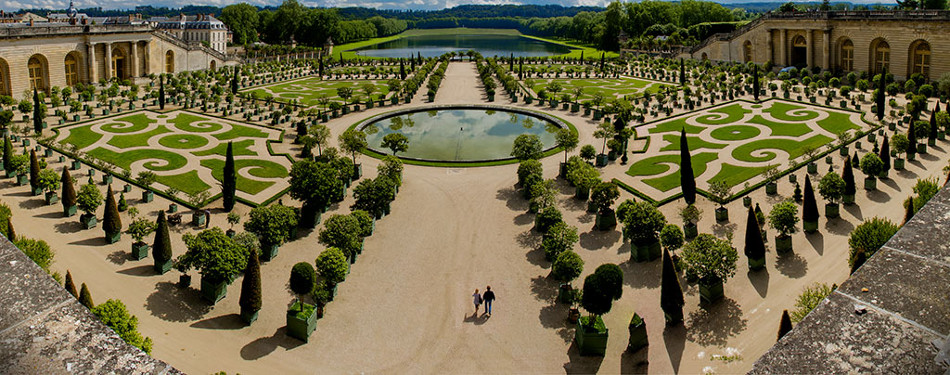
[210,60,216,71]
[27,55,47,91]
[911,41,931,79]
[64,53,79,86]
[872,39,890,74]
[111,48,126,79]
[165,50,174,73]
[792,35,807,48]
[840,39,854,72]
[701,52,708,61]
[743,41,753,63]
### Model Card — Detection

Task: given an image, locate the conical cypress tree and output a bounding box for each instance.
[778,310,793,341]
[753,64,760,101]
[240,248,262,322]
[61,168,76,214]
[842,160,856,202]
[600,52,605,72]
[680,58,686,86]
[223,141,236,211]
[680,128,696,205]
[230,70,240,95]
[28,150,39,193]
[879,135,890,173]
[903,196,915,224]
[32,89,42,134]
[518,58,524,80]
[660,249,684,325]
[158,76,165,110]
[802,177,819,232]
[744,206,766,270]
[399,59,405,80]
[79,283,93,309]
[875,67,886,121]
[6,219,14,242]
[152,211,172,273]
[908,116,918,159]
[509,53,514,71]
[930,104,939,143]
[851,151,860,168]
[64,270,78,298]
[3,134,12,174]
[102,185,121,238]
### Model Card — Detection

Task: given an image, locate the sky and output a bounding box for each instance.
[0,0,893,13]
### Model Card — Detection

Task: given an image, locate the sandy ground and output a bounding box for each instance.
[12,61,946,374]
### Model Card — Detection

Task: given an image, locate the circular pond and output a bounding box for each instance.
[361,106,564,163]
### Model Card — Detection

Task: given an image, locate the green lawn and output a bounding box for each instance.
[59,126,102,150]
[213,125,269,141]
[627,152,718,192]
[659,134,726,152]
[154,171,211,196]
[529,78,672,102]
[766,102,820,122]
[817,111,862,134]
[731,134,833,163]
[107,126,171,148]
[709,163,771,189]
[201,159,288,195]
[87,148,188,171]
[709,125,761,141]
[159,134,210,150]
[244,77,391,108]
[648,117,705,135]
[747,115,811,137]
[193,139,257,157]
[694,104,751,125]
[171,113,223,133]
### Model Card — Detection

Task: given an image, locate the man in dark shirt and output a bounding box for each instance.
[482,286,496,317]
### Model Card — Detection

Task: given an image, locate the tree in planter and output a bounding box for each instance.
[679,204,702,239]
[801,176,819,233]
[352,176,396,219]
[552,250,584,283]
[77,183,103,229]
[316,247,349,286]
[339,129,367,178]
[769,200,800,253]
[593,122,617,162]
[517,159,543,188]
[289,261,316,309]
[708,180,732,221]
[542,221,579,261]
[510,134,542,161]
[590,181,619,230]
[381,133,409,156]
[37,168,59,204]
[848,217,899,273]
[578,264,623,355]
[859,153,884,191]
[878,135,890,178]
[680,233,738,303]
[244,204,298,261]
[659,224,684,255]
[28,150,40,195]
[660,249,685,324]
[135,171,157,202]
[620,201,667,262]
[239,248,262,324]
[535,205,563,234]
[125,208,156,261]
[79,282,94,309]
[222,141,236,211]
[818,171,845,219]
[64,270,78,298]
[555,128,579,176]
[378,155,404,187]
[890,133,910,170]
[152,211,173,273]
[319,214,363,261]
[91,299,153,355]
[841,160,857,205]
[907,118,918,161]
[289,160,343,227]
[178,228,249,303]
[744,206,767,270]
[102,185,121,243]
[679,129,697,205]
[2,134,12,174]
[579,144,596,164]
[567,162,600,200]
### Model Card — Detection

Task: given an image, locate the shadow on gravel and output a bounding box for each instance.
[563,341,604,374]
[191,313,245,330]
[240,327,304,360]
[775,251,808,278]
[145,281,212,322]
[685,297,747,347]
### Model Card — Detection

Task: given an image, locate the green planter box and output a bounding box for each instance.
[631,240,660,262]
[843,194,855,205]
[80,213,97,229]
[16,174,27,186]
[142,190,153,203]
[154,259,172,274]
[918,143,928,154]
[765,182,778,195]
[241,309,259,325]
[627,314,648,352]
[775,235,793,254]
[575,316,608,356]
[571,103,579,113]
[104,231,120,244]
[574,186,589,201]
[864,177,877,190]
[894,158,905,170]
[63,204,77,217]
[286,301,318,342]
[825,156,833,164]
[715,207,729,222]
[167,204,177,213]
[131,242,149,260]
[699,279,724,304]
[595,154,608,167]
[44,191,58,205]
[748,255,766,271]
[31,186,43,196]
[200,277,228,304]
[742,196,752,207]
[193,211,207,227]
[261,244,279,262]
[825,203,840,218]
[102,174,112,184]
[557,283,574,304]
[595,209,616,231]
[71,160,81,170]
[788,174,797,183]
[684,223,698,239]
[803,220,818,234]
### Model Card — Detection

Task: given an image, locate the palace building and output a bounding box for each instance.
[687,10,950,81]
[0,3,238,99]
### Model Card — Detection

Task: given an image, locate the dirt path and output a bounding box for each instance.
[17,61,948,374]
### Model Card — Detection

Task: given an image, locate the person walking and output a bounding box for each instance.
[204,209,211,228]
[472,289,482,315]
[483,286,495,317]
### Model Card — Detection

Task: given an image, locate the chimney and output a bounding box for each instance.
[28,18,33,26]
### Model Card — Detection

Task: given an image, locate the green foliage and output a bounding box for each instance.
[381,133,410,156]
[350,210,375,237]
[679,203,702,224]
[240,249,263,315]
[659,224,684,252]
[790,283,834,323]
[102,186,121,235]
[91,299,153,355]
[37,168,59,193]
[76,184,103,215]
[179,228,249,282]
[289,160,343,210]
[510,133,543,161]
[152,211,172,265]
[135,170,157,188]
[126,217,156,243]
[536,205,563,234]
[222,141,236,211]
[620,201,666,245]
[743,206,766,261]
[848,217,899,268]
[890,133,910,155]
[352,176,396,219]
[15,237,53,272]
[79,283,94,309]
[566,160,600,192]
[660,249,684,321]
[542,221,578,261]
[579,144,596,161]
[818,172,845,204]
[769,199,800,236]
[555,128,579,163]
[339,129,368,164]
[319,214,363,258]
[681,233,738,284]
[289,262,317,297]
[64,270,78,298]
[517,159,543,187]
[29,151,39,190]
[244,204,298,247]
[590,181,619,213]
[859,153,884,177]
[707,180,732,207]
[680,128,697,204]
[802,176,818,223]
[911,178,939,214]
[378,155,403,186]
[581,264,623,317]
[552,250,584,282]
[8,154,27,175]
[316,247,349,285]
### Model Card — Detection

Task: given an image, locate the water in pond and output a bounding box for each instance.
[363,108,561,162]
[351,34,572,59]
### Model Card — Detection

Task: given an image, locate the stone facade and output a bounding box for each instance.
[0,24,238,99]
[686,11,950,81]
[152,14,228,54]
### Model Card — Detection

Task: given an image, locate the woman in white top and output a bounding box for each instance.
[472,289,482,314]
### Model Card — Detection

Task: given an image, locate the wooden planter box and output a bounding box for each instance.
[104,231,120,244]
[595,209,616,231]
[595,154,608,167]
[575,316,608,356]
[286,301,318,342]
[63,204,77,217]
[803,220,818,233]
[843,194,855,205]
[825,203,840,219]
[200,277,228,304]
[894,158,905,170]
[44,191,58,205]
[80,213,97,229]
[775,234,793,254]
[864,177,877,190]
[699,278,724,304]
[142,190,153,203]
[192,211,207,227]
[241,309,259,325]
[261,244,279,262]
[684,223,698,239]
[630,240,660,262]
[765,182,778,195]
[154,259,172,274]
[715,207,729,222]
[132,242,149,260]
[748,255,766,271]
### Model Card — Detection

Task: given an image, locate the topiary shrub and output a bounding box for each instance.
[316,247,349,285]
